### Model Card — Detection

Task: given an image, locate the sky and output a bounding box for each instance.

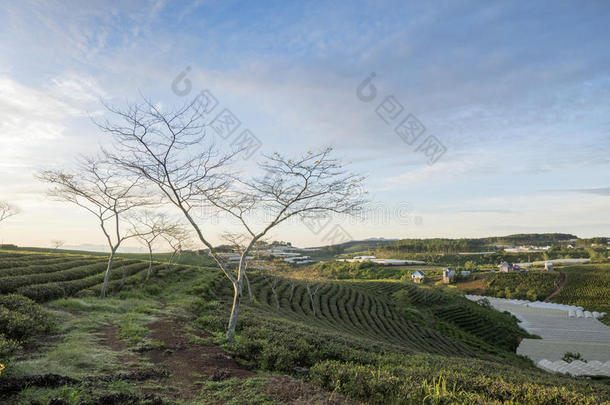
[0,0,609,251]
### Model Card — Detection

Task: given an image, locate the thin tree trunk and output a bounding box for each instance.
[272,283,280,309]
[289,283,295,301]
[244,271,253,304]
[146,245,153,280]
[306,284,318,317]
[101,250,116,298]
[118,266,126,293]
[226,281,241,341]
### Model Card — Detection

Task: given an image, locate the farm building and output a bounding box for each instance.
[442,267,455,283]
[498,261,524,273]
[544,262,554,271]
[411,270,425,283]
[460,270,471,276]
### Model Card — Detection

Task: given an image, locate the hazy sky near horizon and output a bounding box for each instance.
[0,0,609,251]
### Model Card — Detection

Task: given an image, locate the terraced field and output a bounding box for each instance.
[552,263,610,320]
[209,274,532,360]
[0,250,170,301]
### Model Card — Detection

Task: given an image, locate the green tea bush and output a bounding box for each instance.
[0,294,54,356]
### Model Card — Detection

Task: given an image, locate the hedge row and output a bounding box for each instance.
[0,255,69,270]
[76,263,188,297]
[15,261,150,302]
[0,258,104,278]
[0,260,138,294]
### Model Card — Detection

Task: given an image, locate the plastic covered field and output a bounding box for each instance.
[466,295,610,376]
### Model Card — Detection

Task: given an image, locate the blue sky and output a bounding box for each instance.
[0,0,608,249]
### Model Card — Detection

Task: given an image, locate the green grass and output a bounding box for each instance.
[196,377,276,405]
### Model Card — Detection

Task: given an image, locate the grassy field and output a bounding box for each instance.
[1,250,609,404]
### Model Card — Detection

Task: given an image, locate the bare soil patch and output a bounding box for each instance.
[454,277,488,294]
[97,317,358,403]
[139,318,255,400]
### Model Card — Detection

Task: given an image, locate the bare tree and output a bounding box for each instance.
[288,281,297,302]
[38,156,149,298]
[100,98,365,341]
[162,225,192,267]
[130,210,181,280]
[51,240,65,249]
[0,201,19,225]
[269,276,281,310]
[202,148,366,339]
[305,282,321,317]
[220,232,256,303]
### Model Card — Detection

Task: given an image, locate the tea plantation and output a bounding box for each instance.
[1,250,609,404]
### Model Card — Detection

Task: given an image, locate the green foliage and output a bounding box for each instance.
[484,272,561,300]
[309,359,604,404]
[552,263,610,317]
[0,294,54,356]
[562,352,586,364]
[377,234,577,255]
[308,261,410,279]
[186,271,609,403]
[198,377,275,405]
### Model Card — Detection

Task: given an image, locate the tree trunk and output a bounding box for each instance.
[226,281,241,341]
[244,272,254,304]
[306,284,318,317]
[101,250,116,298]
[270,279,280,309]
[118,266,126,293]
[146,245,153,280]
[273,287,280,309]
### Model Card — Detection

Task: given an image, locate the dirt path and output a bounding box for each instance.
[141,318,255,400]
[99,317,357,404]
[545,272,568,302]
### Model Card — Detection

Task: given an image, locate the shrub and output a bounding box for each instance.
[0,294,54,356]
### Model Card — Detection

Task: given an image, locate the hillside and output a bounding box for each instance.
[1,250,609,404]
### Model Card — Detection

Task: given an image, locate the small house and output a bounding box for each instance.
[498,261,523,273]
[498,261,512,272]
[442,267,455,284]
[544,262,554,271]
[460,270,471,276]
[411,270,425,283]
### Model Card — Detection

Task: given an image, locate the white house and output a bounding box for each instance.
[544,262,554,271]
[411,270,425,283]
[498,261,523,272]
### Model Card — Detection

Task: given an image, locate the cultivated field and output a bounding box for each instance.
[1,250,609,404]
[0,250,176,301]
[551,263,610,323]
